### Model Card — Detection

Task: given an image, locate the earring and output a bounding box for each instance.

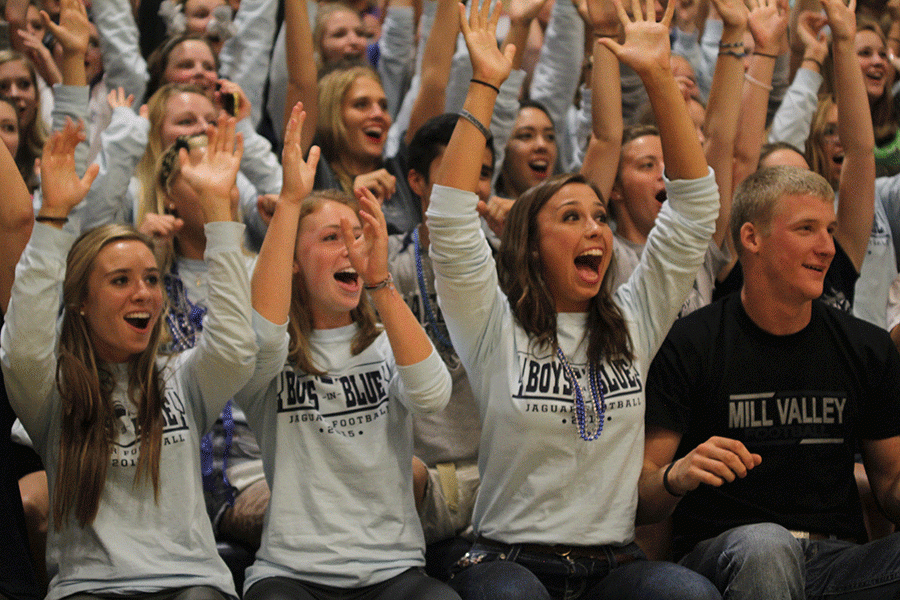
[79,310,85,316]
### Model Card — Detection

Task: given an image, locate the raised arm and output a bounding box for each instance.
[252,103,320,325]
[176,113,258,426]
[702,0,747,247]
[599,0,707,181]
[403,0,461,145]
[767,9,828,150]
[578,0,622,201]
[824,0,875,273]
[434,0,515,193]
[731,0,788,193]
[93,0,149,101]
[281,0,319,150]
[1,122,98,435]
[0,124,34,314]
[43,0,90,87]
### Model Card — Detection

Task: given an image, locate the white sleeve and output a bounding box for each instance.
[378,4,416,119]
[80,106,149,231]
[177,221,257,432]
[1,224,75,440]
[218,0,279,128]
[528,0,583,168]
[93,0,148,102]
[767,67,823,150]
[395,348,452,413]
[615,169,719,362]
[427,184,509,380]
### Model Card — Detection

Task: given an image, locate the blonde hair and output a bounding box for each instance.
[730,165,834,258]
[55,225,165,529]
[288,190,381,375]
[316,66,383,192]
[313,2,364,70]
[136,82,211,230]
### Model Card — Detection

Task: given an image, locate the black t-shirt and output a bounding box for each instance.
[713,239,858,313]
[0,312,41,599]
[646,295,900,557]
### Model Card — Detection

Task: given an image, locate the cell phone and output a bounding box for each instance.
[222,91,239,116]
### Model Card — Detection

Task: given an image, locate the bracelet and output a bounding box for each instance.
[458,109,491,141]
[663,462,684,497]
[753,51,778,59]
[802,57,823,69]
[364,272,394,291]
[35,215,69,224]
[744,72,773,91]
[470,78,500,94]
[718,40,744,48]
[718,50,747,59]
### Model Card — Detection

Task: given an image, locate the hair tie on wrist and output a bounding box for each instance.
[470,78,500,94]
[744,72,773,91]
[802,57,823,69]
[35,215,69,224]
[753,51,778,59]
[663,462,683,497]
[458,109,491,140]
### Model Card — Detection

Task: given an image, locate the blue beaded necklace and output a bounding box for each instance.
[555,347,606,441]
[163,262,207,353]
[163,261,233,504]
[413,227,453,350]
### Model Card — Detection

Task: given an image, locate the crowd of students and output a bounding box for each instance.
[3,0,900,596]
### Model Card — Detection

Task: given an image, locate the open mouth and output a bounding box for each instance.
[575,249,604,273]
[334,268,359,285]
[529,160,550,177]
[124,312,152,330]
[656,189,667,203]
[804,263,826,274]
[363,127,383,142]
[832,154,844,166]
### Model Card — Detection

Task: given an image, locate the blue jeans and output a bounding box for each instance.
[448,539,721,600]
[679,523,900,600]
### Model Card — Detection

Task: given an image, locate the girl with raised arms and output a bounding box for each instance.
[233,103,456,600]
[426,0,725,597]
[0,114,255,600]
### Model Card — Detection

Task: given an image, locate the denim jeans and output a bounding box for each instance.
[679,523,900,600]
[448,539,722,600]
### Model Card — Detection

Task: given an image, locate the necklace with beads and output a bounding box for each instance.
[555,347,606,441]
[163,262,207,353]
[413,227,454,351]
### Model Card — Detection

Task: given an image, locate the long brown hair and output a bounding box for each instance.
[288,190,381,375]
[55,225,165,529]
[0,50,45,193]
[498,173,633,364]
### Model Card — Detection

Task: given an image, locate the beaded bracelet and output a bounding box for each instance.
[663,462,684,497]
[719,40,744,48]
[718,50,747,59]
[364,272,394,291]
[459,109,491,141]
